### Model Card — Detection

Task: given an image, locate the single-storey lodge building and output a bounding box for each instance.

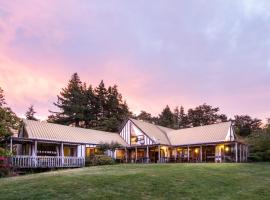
[7,118,248,168]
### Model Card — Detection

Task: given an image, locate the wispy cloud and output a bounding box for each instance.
[0,0,270,120]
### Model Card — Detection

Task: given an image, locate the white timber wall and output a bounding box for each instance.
[225,125,235,141]
[120,120,131,145]
[120,120,153,145]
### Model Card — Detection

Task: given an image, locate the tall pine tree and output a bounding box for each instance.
[25,105,38,121]
[49,73,85,127]
[173,107,180,129]
[49,74,131,132]
[158,105,175,128]
[179,106,189,129]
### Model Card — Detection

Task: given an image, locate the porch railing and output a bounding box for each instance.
[10,156,85,168]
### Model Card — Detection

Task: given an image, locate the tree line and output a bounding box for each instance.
[22,73,265,137]
[1,72,270,160]
[20,73,267,137]
[136,105,263,137]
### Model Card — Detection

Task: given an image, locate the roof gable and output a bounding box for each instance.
[129,118,173,145]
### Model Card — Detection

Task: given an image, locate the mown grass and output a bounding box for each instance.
[0,163,270,200]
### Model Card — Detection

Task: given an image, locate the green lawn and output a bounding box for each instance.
[0,163,270,200]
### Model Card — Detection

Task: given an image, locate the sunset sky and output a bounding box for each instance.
[0,0,270,121]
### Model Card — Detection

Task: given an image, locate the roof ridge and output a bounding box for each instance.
[129,118,175,130]
[24,119,119,135]
[167,121,232,133]
[155,126,172,145]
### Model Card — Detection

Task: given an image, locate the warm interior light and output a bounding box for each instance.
[195,148,199,154]
[225,147,230,152]
[131,136,138,143]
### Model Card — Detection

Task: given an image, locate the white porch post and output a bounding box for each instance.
[125,147,128,163]
[80,145,83,157]
[239,144,242,163]
[235,142,238,163]
[34,140,37,156]
[158,145,161,163]
[146,146,149,163]
[34,140,38,167]
[135,147,137,163]
[200,145,203,162]
[187,146,190,162]
[61,142,64,166]
[174,147,177,162]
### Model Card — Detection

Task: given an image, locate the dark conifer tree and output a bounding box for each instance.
[137,111,153,123]
[25,105,38,121]
[179,106,189,129]
[173,107,180,129]
[158,105,175,128]
[49,73,85,127]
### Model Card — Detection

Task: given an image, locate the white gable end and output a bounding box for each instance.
[120,120,153,145]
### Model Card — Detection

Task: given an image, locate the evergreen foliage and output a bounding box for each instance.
[25,105,38,121]
[49,73,131,132]
[137,111,153,123]
[158,105,175,128]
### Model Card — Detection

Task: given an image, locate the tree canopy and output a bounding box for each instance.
[0,87,20,143]
[187,104,228,127]
[25,105,38,121]
[48,73,131,132]
[234,115,262,137]
[136,111,154,123]
[158,105,175,128]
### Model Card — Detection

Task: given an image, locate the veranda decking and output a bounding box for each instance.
[10,156,85,168]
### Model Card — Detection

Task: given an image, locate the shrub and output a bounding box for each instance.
[247,131,270,162]
[0,157,10,178]
[0,148,12,156]
[85,155,115,166]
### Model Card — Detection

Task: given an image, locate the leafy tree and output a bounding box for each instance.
[137,111,153,123]
[187,104,227,127]
[0,87,5,107]
[158,105,175,128]
[25,105,38,121]
[49,73,85,127]
[247,130,270,161]
[0,87,20,144]
[98,142,122,155]
[234,115,262,137]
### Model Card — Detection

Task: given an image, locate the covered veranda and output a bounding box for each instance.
[6,137,85,168]
[116,142,248,163]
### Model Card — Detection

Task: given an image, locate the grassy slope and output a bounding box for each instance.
[0,163,270,200]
